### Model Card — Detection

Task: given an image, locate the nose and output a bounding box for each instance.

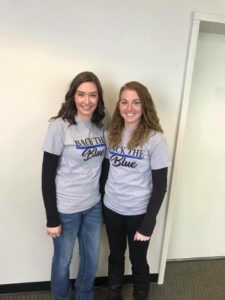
[127,102,133,111]
[84,94,91,103]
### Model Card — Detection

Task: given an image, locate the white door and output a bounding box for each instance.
[168,32,225,259]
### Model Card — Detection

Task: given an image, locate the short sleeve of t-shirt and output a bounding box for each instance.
[43,119,65,155]
[149,133,170,170]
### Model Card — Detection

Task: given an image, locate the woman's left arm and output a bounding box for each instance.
[99,158,110,201]
[135,167,168,240]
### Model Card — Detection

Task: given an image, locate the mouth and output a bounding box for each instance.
[126,113,135,117]
[81,105,93,111]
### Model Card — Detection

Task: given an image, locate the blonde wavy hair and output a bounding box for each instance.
[108,81,163,149]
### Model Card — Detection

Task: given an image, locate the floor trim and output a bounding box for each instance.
[0,274,158,294]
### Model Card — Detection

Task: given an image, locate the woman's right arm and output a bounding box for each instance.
[42,151,61,237]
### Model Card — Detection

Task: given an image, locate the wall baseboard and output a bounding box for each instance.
[0,274,158,294]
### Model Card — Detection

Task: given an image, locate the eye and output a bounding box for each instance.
[77,92,84,97]
[133,99,141,105]
[90,93,98,98]
[120,99,127,105]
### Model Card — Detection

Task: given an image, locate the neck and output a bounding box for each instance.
[76,114,91,122]
[124,122,138,132]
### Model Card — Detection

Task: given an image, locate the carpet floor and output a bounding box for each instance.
[0,259,224,300]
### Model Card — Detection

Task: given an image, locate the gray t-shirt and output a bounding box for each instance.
[104,129,170,215]
[43,117,105,214]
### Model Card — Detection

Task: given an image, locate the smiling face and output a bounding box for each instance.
[74,82,98,120]
[119,89,143,128]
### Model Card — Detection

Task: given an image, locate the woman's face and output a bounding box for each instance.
[74,82,98,120]
[119,89,142,127]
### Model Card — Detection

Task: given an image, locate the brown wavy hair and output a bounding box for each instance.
[51,71,105,127]
[108,81,163,149]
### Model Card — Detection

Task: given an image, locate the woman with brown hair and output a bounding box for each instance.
[103,81,170,300]
[42,71,105,300]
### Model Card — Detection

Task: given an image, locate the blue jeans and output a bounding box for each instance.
[51,201,102,300]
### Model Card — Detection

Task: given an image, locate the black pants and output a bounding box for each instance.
[104,205,150,299]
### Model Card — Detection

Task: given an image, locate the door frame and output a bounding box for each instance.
[158,11,225,284]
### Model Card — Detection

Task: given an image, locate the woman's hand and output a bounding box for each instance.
[133,231,150,241]
[46,225,62,238]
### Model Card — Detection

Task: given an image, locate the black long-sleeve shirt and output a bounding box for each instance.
[99,158,167,236]
[42,151,60,227]
[138,167,168,236]
[42,153,167,235]
[42,153,109,227]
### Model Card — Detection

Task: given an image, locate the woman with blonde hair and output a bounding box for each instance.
[103,81,170,300]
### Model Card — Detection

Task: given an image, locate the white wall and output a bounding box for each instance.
[1,0,225,284]
[168,31,225,259]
